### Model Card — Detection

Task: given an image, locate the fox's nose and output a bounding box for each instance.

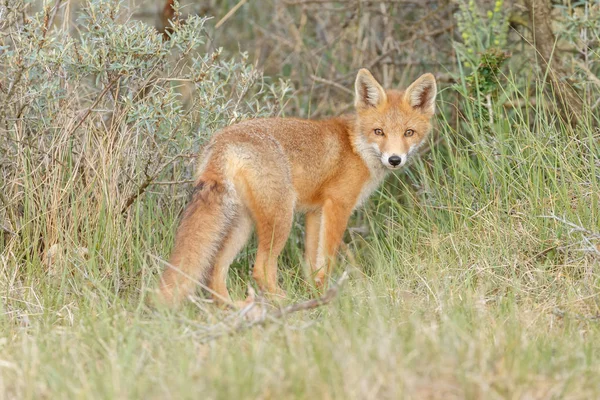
[388,155,402,167]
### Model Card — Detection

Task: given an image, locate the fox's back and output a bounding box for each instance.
[205,116,365,208]
[214,117,351,161]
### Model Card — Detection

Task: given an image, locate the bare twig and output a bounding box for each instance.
[310,75,353,94]
[215,0,248,29]
[201,270,350,342]
[267,271,349,319]
[1,225,16,236]
[541,214,600,237]
[540,214,600,257]
[46,0,63,38]
[551,308,600,322]
[152,179,196,186]
[68,77,119,137]
[120,154,191,214]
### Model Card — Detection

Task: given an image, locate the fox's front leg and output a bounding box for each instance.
[312,199,353,288]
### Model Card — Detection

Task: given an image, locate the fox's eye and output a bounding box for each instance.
[404,129,415,137]
[374,128,384,136]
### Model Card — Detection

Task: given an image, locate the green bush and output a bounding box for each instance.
[1,0,289,288]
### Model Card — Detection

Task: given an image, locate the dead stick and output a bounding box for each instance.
[120,154,190,214]
[68,77,118,137]
[215,0,248,29]
[202,271,349,342]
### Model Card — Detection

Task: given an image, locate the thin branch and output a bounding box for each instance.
[68,77,119,137]
[551,308,600,322]
[152,179,196,186]
[540,214,600,237]
[215,0,248,29]
[200,271,349,342]
[1,225,16,236]
[310,75,353,94]
[120,154,192,214]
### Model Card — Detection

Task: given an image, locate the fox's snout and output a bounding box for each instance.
[387,155,403,167]
[380,152,406,169]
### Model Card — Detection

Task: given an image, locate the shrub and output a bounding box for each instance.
[0,0,289,287]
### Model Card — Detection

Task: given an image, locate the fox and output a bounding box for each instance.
[156,68,437,307]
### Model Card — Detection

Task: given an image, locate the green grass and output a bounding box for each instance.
[2,73,600,399]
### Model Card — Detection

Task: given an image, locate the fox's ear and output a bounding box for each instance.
[404,73,437,115]
[355,69,387,109]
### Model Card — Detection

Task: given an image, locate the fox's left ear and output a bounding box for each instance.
[404,73,437,115]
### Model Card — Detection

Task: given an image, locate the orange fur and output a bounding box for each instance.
[156,69,437,306]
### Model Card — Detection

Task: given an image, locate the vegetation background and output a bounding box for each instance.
[1,0,599,398]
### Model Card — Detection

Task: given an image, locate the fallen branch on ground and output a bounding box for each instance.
[551,308,600,322]
[199,270,350,342]
[541,214,600,257]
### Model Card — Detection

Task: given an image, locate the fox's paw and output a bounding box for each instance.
[264,286,287,303]
[146,286,178,309]
[313,273,330,292]
[235,286,268,322]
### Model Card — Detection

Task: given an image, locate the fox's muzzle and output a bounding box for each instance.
[380,152,406,169]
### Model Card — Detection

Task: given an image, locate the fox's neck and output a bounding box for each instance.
[337,114,388,179]
[332,114,388,208]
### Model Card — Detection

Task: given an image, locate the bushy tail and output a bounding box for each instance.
[157,175,234,307]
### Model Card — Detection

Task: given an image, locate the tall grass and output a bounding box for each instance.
[1,0,599,398]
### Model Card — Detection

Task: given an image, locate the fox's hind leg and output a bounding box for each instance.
[208,210,253,305]
[252,207,293,298]
[226,142,295,298]
[304,209,321,273]
[242,181,294,298]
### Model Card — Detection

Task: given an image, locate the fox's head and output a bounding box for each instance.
[353,69,437,170]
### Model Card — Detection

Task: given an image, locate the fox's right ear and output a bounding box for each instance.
[355,69,387,110]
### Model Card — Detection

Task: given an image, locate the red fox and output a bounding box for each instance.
[157,68,437,307]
